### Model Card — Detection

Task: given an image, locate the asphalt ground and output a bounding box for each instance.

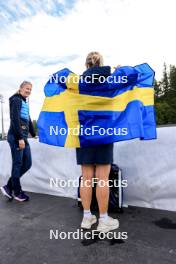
[0,192,176,264]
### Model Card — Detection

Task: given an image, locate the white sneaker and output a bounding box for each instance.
[97,216,119,233]
[81,215,97,229]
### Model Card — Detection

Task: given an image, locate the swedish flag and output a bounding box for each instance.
[37,63,157,147]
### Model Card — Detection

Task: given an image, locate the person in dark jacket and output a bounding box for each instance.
[0,81,36,202]
[78,52,119,233]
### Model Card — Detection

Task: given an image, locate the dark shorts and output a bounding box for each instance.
[76,143,114,165]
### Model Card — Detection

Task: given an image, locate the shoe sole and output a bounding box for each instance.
[0,187,13,199]
[14,197,29,202]
[81,218,97,230]
[97,223,119,233]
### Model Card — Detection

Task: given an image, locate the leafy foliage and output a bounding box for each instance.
[154,64,176,125]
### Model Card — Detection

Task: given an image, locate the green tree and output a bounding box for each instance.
[168,65,176,98]
[154,79,162,99]
[154,63,176,125]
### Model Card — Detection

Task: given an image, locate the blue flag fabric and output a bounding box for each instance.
[37,63,157,148]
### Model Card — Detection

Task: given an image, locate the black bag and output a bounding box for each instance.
[77,164,123,213]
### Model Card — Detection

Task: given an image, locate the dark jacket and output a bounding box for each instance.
[82,65,111,82]
[8,93,36,141]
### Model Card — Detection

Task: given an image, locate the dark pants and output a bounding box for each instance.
[7,134,32,196]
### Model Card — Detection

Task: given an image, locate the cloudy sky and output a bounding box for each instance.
[0,0,176,132]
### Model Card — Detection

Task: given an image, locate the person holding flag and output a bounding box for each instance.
[37,51,156,232]
[77,52,119,233]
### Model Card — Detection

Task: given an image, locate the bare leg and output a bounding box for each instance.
[80,165,95,210]
[96,164,111,214]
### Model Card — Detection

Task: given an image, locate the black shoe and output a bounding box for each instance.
[14,191,29,202]
[0,185,13,200]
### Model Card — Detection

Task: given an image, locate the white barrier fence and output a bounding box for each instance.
[0,126,176,212]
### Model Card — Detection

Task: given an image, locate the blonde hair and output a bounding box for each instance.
[17,81,32,94]
[85,52,104,68]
